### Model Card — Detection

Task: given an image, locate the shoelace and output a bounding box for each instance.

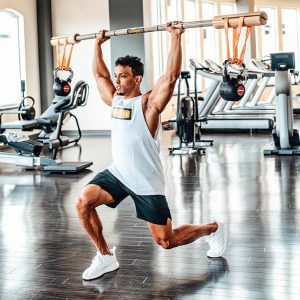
[91,254,104,266]
[91,247,116,267]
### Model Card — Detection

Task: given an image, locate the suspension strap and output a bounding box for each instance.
[55,39,74,70]
[223,17,252,65]
[65,44,74,70]
[224,18,231,61]
[238,26,252,64]
[232,17,244,63]
[232,27,237,60]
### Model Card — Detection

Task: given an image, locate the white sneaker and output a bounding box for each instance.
[205,220,227,258]
[82,246,119,280]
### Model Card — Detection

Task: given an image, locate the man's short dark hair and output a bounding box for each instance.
[115,55,144,77]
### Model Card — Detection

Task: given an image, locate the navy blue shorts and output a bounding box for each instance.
[88,169,172,225]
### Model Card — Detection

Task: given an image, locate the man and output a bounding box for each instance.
[76,21,227,281]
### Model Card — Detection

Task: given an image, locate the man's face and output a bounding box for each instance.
[114,65,139,96]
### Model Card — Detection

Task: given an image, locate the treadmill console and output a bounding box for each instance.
[270,52,295,71]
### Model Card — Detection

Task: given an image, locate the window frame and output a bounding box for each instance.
[255,0,300,68]
[149,0,236,93]
[0,9,26,109]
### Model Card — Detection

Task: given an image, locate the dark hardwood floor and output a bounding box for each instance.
[0,129,300,299]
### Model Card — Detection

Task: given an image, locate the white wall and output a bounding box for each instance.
[1,0,147,131]
[0,0,41,116]
[51,0,111,131]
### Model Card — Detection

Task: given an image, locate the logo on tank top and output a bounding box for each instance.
[112,107,132,120]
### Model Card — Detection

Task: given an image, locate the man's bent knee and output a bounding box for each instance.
[157,238,172,249]
[75,185,114,214]
[152,234,173,249]
[149,220,174,250]
[76,196,90,216]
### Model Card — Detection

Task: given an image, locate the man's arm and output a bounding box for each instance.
[93,30,116,106]
[146,22,184,114]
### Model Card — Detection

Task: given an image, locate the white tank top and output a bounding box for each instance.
[108,95,165,195]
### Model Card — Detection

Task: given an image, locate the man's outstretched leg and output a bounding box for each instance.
[148,218,227,257]
[76,184,120,280]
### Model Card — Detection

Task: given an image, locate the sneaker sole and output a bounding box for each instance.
[82,262,119,281]
[207,251,225,258]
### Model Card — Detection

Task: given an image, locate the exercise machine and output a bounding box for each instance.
[168,71,213,155]
[0,80,93,172]
[246,58,275,108]
[189,58,274,131]
[0,95,36,134]
[264,52,300,155]
[0,78,88,151]
[0,135,92,172]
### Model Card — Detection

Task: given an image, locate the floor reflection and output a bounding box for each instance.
[0,169,91,297]
[1,132,300,298]
[83,257,229,299]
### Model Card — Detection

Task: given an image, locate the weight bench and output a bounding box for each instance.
[0,81,92,173]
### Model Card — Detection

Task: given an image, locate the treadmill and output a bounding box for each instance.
[189,58,274,131]
[204,59,275,115]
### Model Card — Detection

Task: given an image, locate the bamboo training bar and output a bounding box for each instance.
[51,11,267,46]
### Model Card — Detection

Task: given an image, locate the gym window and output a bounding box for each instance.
[0,9,26,109]
[255,0,300,69]
[149,0,236,93]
